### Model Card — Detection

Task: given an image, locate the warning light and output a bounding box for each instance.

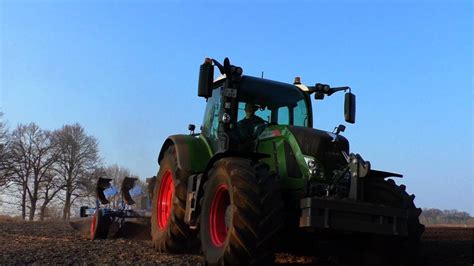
[293,76,301,85]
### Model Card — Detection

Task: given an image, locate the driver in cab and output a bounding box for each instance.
[237,103,265,150]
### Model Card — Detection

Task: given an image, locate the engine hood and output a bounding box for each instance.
[287,126,349,172]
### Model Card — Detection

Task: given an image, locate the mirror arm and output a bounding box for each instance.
[308,86,351,96]
[333,86,350,93]
[306,86,316,94]
[212,59,225,75]
[327,86,351,96]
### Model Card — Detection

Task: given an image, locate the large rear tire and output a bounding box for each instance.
[151,145,198,253]
[199,158,283,265]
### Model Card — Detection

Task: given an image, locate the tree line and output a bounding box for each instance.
[420,208,473,226]
[0,112,140,220]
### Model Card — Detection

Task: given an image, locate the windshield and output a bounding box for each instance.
[237,98,308,127]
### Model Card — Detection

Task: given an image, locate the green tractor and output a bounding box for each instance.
[149,58,424,265]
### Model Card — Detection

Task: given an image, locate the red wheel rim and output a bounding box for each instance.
[157,170,174,229]
[90,214,96,239]
[209,184,230,247]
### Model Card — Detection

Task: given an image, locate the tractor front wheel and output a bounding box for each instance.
[199,158,283,265]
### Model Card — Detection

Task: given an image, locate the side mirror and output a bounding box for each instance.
[198,58,214,98]
[344,92,356,124]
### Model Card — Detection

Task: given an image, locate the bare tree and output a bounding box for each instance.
[103,164,131,188]
[52,123,99,220]
[5,124,34,220]
[0,112,9,187]
[6,123,56,220]
[0,112,7,146]
[27,128,56,221]
[38,170,64,221]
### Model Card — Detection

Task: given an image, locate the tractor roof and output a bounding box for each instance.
[238,75,306,108]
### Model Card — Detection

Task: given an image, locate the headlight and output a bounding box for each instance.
[303,156,326,179]
[304,156,318,174]
[307,159,317,170]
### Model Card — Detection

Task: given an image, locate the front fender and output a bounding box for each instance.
[202,151,270,175]
[158,135,212,173]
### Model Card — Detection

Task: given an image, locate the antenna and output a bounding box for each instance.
[261,71,264,78]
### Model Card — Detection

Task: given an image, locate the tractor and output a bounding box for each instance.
[149,58,424,265]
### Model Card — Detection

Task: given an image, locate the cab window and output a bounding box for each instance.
[237,102,271,122]
[293,99,308,127]
[202,88,221,141]
[277,106,290,125]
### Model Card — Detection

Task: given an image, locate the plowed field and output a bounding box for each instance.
[0,217,472,265]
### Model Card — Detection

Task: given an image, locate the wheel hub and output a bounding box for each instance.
[157,170,174,229]
[90,215,96,239]
[209,184,231,247]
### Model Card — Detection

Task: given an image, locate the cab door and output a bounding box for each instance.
[201,87,222,154]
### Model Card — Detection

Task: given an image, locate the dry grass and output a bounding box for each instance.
[425,223,474,228]
[0,215,22,222]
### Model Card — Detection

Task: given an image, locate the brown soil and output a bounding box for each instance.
[0,218,203,264]
[0,218,472,265]
[419,226,473,266]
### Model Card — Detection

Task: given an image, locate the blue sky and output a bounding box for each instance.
[1,0,472,213]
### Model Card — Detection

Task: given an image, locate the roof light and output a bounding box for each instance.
[293,76,301,85]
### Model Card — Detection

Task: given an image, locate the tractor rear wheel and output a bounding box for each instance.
[199,158,283,265]
[151,145,198,253]
[90,208,110,240]
[362,178,425,264]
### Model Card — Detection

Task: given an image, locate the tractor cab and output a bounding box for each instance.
[201,75,312,153]
[198,58,357,188]
[235,76,311,128]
